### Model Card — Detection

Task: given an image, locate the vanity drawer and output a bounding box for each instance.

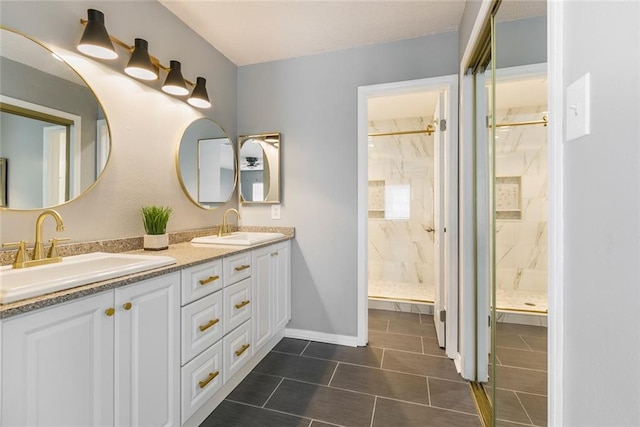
[181,291,223,365]
[181,259,223,306]
[181,340,223,424]
[223,320,252,384]
[223,278,252,334]
[223,252,251,287]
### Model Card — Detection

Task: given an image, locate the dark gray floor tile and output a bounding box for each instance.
[521,335,548,353]
[201,400,311,427]
[372,397,483,427]
[496,333,533,351]
[254,352,337,385]
[368,330,423,353]
[369,309,420,322]
[382,349,462,382]
[330,363,429,405]
[494,389,533,425]
[302,342,383,368]
[420,313,435,324]
[273,338,310,355]
[496,365,547,395]
[428,378,477,414]
[368,317,389,332]
[422,336,447,357]
[518,392,547,426]
[387,319,437,338]
[497,348,547,371]
[227,372,283,406]
[266,379,375,427]
[497,323,547,338]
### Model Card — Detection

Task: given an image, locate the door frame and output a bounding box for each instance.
[356,75,459,356]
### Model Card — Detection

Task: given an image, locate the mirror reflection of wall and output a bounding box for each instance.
[177,118,237,209]
[239,133,280,204]
[0,28,111,210]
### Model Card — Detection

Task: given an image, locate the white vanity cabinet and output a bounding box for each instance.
[252,240,291,353]
[0,272,181,427]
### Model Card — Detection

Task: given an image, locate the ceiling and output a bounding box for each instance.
[159,0,546,67]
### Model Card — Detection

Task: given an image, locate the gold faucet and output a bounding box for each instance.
[33,209,66,260]
[218,208,240,236]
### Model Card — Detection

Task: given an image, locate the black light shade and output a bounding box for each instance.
[77,9,117,60]
[125,38,158,80]
[188,77,211,109]
[162,60,189,96]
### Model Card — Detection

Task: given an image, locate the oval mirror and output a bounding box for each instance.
[177,118,236,209]
[239,133,281,203]
[0,27,111,210]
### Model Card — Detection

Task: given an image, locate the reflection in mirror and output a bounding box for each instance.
[177,118,236,209]
[0,27,111,210]
[239,133,280,203]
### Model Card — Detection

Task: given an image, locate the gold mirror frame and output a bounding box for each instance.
[0,26,112,211]
[238,132,281,204]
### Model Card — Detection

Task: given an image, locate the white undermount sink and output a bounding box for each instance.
[191,232,285,246]
[0,252,176,304]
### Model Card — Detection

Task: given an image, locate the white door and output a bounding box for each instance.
[433,91,447,348]
[115,273,180,427]
[42,125,66,206]
[272,241,291,331]
[1,292,115,427]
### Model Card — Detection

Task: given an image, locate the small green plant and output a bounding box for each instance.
[141,206,172,235]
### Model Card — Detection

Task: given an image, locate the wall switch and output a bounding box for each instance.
[271,204,281,220]
[566,73,591,141]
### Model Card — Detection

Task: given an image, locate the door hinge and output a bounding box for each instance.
[488,315,491,327]
[439,309,446,323]
[440,119,447,131]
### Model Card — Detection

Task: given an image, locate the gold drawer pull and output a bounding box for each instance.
[105,308,115,316]
[199,318,220,332]
[271,252,279,257]
[235,300,250,309]
[123,302,132,310]
[198,371,219,389]
[199,275,220,285]
[235,344,250,357]
[234,264,250,272]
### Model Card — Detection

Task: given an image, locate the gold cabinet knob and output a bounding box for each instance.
[123,302,132,310]
[105,307,115,316]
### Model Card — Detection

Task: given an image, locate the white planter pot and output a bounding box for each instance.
[144,234,169,251]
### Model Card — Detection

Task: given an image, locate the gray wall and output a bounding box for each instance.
[238,32,459,337]
[562,1,640,424]
[494,16,546,68]
[0,1,237,243]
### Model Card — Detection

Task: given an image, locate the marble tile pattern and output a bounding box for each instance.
[494,106,548,310]
[0,226,294,318]
[368,117,434,302]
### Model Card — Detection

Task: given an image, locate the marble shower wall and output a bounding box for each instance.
[367,117,434,293]
[495,105,548,296]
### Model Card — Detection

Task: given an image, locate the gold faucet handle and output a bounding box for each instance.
[2,241,30,267]
[48,238,70,258]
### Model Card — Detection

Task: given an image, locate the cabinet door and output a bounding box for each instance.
[252,246,273,352]
[115,272,180,427]
[272,241,291,331]
[1,292,114,427]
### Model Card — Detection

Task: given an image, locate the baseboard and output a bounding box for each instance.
[284,328,359,347]
[368,299,434,314]
[496,310,548,327]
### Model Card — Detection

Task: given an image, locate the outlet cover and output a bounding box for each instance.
[566,73,591,141]
[271,204,281,220]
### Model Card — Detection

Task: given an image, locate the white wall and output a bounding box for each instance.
[238,32,459,338]
[561,1,640,424]
[0,1,237,243]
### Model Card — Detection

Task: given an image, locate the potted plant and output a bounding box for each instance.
[141,206,172,251]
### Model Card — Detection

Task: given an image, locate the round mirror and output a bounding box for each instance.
[176,118,236,209]
[0,27,111,210]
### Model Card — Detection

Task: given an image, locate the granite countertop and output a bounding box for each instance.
[0,228,294,319]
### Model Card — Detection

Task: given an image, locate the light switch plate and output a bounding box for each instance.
[271,204,281,220]
[566,73,591,141]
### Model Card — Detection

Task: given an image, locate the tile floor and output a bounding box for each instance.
[201,309,482,426]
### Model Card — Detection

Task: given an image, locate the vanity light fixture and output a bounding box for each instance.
[77,9,117,60]
[76,9,212,109]
[162,60,189,96]
[124,38,158,81]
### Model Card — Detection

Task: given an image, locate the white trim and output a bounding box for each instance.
[460,1,494,71]
[357,75,459,353]
[548,1,564,425]
[284,328,359,348]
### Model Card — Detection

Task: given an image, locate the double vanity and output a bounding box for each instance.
[0,229,293,427]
